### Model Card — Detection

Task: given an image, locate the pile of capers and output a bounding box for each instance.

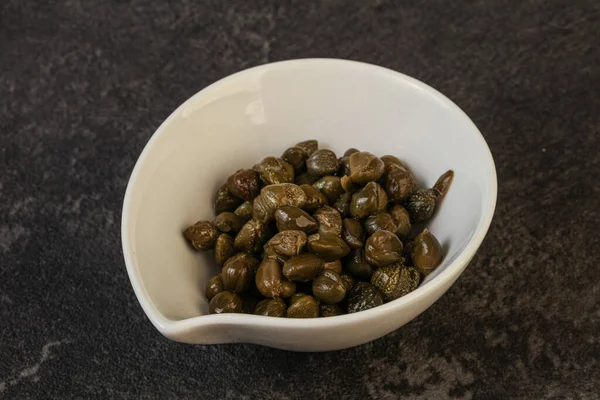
[184,140,453,318]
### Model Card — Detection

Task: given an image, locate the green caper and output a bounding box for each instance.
[214,212,246,233]
[363,212,398,236]
[371,264,421,302]
[263,244,289,264]
[380,155,408,170]
[281,146,309,175]
[388,204,411,239]
[307,232,351,261]
[323,259,343,274]
[254,298,287,317]
[295,140,319,155]
[295,172,319,185]
[347,282,384,313]
[214,184,244,215]
[205,274,224,301]
[256,157,295,185]
[350,182,388,219]
[274,205,318,233]
[333,192,352,217]
[312,176,343,204]
[265,230,307,257]
[411,229,443,275]
[261,183,307,216]
[344,249,374,280]
[313,206,343,236]
[338,156,351,177]
[287,294,319,318]
[209,291,243,314]
[344,148,360,157]
[406,189,437,223]
[383,164,416,204]
[234,219,270,253]
[240,295,259,314]
[320,303,345,317]
[341,218,365,250]
[312,270,346,304]
[255,258,297,298]
[221,252,259,293]
[433,170,454,198]
[340,274,356,291]
[306,149,339,177]
[364,230,403,267]
[299,184,328,212]
[344,152,385,186]
[183,220,219,251]
[214,233,235,266]
[234,201,254,222]
[282,253,325,282]
[252,194,271,223]
[226,169,261,201]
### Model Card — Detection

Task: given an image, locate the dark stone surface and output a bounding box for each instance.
[1,0,599,398]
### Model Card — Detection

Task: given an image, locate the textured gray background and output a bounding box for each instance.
[1,0,600,399]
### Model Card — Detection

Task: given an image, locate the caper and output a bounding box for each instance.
[287,294,319,318]
[281,146,309,175]
[323,260,343,274]
[255,258,297,298]
[221,252,259,293]
[344,151,385,186]
[380,155,408,170]
[312,270,346,304]
[274,205,318,233]
[282,253,325,282]
[240,295,259,314]
[226,169,261,201]
[433,170,454,198]
[300,184,328,212]
[344,148,360,157]
[256,157,295,185]
[183,220,219,251]
[363,212,398,236]
[320,303,344,317]
[406,189,437,224]
[261,183,307,217]
[205,274,224,301]
[295,140,319,155]
[333,192,352,217]
[265,230,307,257]
[214,233,235,266]
[340,274,356,291]
[347,282,384,313]
[306,149,339,177]
[234,219,270,253]
[364,230,403,267]
[371,264,421,302]
[254,298,287,317]
[263,244,289,264]
[234,201,254,222]
[214,212,246,233]
[313,176,343,204]
[341,218,365,250]
[295,172,319,185]
[344,248,374,280]
[388,204,411,239]
[214,184,244,215]
[252,194,271,223]
[313,206,343,236]
[411,229,443,275]
[338,156,351,177]
[307,232,351,261]
[350,182,388,219]
[209,291,243,314]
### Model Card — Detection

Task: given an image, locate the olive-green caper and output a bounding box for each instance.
[252,194,272,223]
[306,149,339,177]
[406,189,437,224]
[388,204,411,239]
[274,205,319,233]
[371,264,421,302]
[350,182,388,219]
[313,206,343,236]
[234,201,254,222]
[295,140,319,155]
[363,212,398,236]
[214,184,244,215]
[261,183,307,215]
[364,230,403,267]
[312,176,343,204]
[214,212,246,233]
[433,170,454,199]
[256,157,295,185]
[380,155,416,203]
[282,253,325,282]
[312,270,347,304]
[320,303,345,317]
[347,282,384,313]
[281,147,309,175]
[226,169,261,201]
[307,232,351,261]
[266,230,307,257]
[295,172,319,185]
[214,233,235,266]
[332,192,351,217]
[345,152,385,186]
[411,229,443,275]
[205,274,224,301]
[344,249,374,280]
[380,155,408,170]
[183,220,219,251]
[338,156,351,177]
[340,274,356,292]
[254,298,287,317]
[240,295,258,314]
[344,148,360,157]
[221,252,259,293]
[323,260,343,274]
[209,291,243,314]
[287,294,319,318]
[300,184,328,212]
[234,219,270,253]
[255,258,297,298]
[341,218,365,250]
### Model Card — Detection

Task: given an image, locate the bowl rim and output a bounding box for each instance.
[121,58,497,336]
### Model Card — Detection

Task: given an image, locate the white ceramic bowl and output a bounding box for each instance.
[121,59,497,352]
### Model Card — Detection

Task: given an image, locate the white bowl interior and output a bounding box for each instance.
[123,60,495,324]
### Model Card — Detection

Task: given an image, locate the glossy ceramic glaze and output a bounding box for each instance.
[121,59,497,351]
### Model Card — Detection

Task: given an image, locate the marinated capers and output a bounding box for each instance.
[256,157,295,185]
[274,205,318,233]
[320,303,344,317]
[350,182,388,219]
[347,282,384,313]
[215,184,243,214]
[227,169,261,201]
[255,258,296,298]
[300,184,328,212]
[205,274,224,300]
[371,264,421,302]
[234,201,254,222]
[307,232,351,261]
[281,147,309,175]
[214,233,235,266]
[283,253,325,282]
[364,230,403,267]
[214,212,246,233]
[287,294,319,318]
[411,229,443,275]
[209,291,243,314]
[234,219,270,253]
[313,206,343,236]
[341,218,365,250]
[363,212,398,236]
[313,176,343,204]
[312,270,346,304]
[221,252,259,293]
[255,298,287,317]
[184,220,219,251]
[266,230,307,257]
[306,149,339,177]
